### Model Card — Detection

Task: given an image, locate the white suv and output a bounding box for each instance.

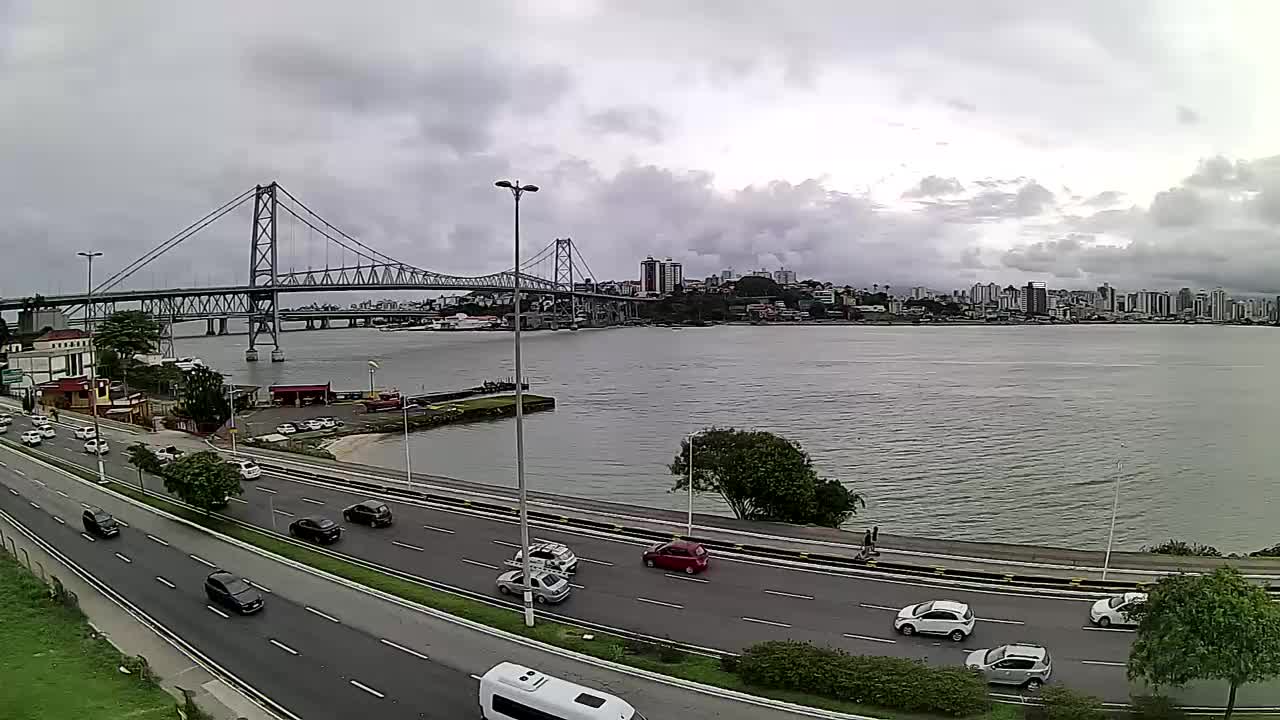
[228,459,261,480]
[74,426,97,440]
[894,600,975,641]
[1089,592,1146,628]
[20,430,42,446]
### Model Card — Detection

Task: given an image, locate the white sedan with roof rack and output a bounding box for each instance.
[508,541,578,576]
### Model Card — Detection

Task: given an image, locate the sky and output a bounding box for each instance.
[2,0,1280,297]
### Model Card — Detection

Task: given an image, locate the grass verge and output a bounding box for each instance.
[24,445,1012,720]
[0,552,175,720]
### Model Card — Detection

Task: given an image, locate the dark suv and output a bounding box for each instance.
[288,516,342,544]
[81,507,120,538]
[343,500,393,527]
[204,571,264,614]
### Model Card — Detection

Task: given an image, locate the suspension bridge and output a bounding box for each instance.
[0,182,650,362]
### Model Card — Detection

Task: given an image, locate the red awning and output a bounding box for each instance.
[269,384,331,394]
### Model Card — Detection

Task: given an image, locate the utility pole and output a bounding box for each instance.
[78,251,107,485]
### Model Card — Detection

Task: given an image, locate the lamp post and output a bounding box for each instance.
[686,430,703,538]
[227,382,238,457]
[495,178,539,627]
[367,360,379,396]
[402,396,413,492]
[78,251,106,485]
[1102,449,1125,581]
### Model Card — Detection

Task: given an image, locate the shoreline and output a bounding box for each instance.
[322,432,387,460]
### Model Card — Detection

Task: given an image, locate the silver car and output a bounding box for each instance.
[965,644,1052,690]
[495,570,572,604]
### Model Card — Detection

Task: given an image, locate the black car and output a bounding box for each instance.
[204,571,264,614]
[81,507,120,538]
[343,500,393,527]
[289,515,342,544]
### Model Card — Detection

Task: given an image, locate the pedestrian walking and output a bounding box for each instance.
[862,528,872,552]
[871,525,880,556]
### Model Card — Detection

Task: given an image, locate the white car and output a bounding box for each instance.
[155,446,184,464]
[275,423,297,435]
[39,425,56,438]
[0,413,12,426]
[894,600,975,641]
[511,542,579,576]
[20,430,42,446]
[300,419,324,431]
[316,417,337,430]
[0,422,7,434]
[84,438,109,455]
[227,459,261,480]
[1089,592,1147,628]
[74,426,97,440]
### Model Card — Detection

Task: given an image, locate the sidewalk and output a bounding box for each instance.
[0,508,272,720]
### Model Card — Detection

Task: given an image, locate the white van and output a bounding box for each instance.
[479,662,647,720]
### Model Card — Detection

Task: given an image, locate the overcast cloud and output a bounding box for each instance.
[2,0,1279,299]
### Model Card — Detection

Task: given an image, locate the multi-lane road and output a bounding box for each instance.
[2,411,1271,709]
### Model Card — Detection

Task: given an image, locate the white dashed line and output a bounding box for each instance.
[665,573,708,583]
[742,617,791,628]
[246,580,272,593]
[55,489,68,497]
[155,576,176,589]
[53,516,64,524]
[569,582,586,589]
[469,674,482,681]
[7,489,17,496]
[114,552,132,564]
[206,605,229,619]
[492,540,521,548]
[115,519,128,527]
[391,540,424,552]
[843,633,897,644]
[14,469,25,477]
[579,557,613,566]
[349,680,384,698]
[147,534,169,546]
[462,558,500,570]
[301,497,325,505]
[1081,660,1126,667]
[228,497,249,504]
[29,501,39,509]
[764,589,814,600]
[636,597,683,609]
[80,502,92,508]
[272,509,294,517]
[859,603,899,612]
[380,638,430,661]
[422,524,454,534]
[270,639,299,656]
[256,486,278,494]
[1082,626,1135,633]
[979,617,1024,625]
[80,532,96,542]
[190,554,217,568]
[305,606,341,624]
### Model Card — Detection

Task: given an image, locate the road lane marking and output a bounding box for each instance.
[462,558,500,570]
[55,489,68,497]
[422,524,454,534]
[979,617,1024,625]
[190,554,217,568]
[256,486,278,494]
[14,469,25,477]
[305,606,341,624]
[272,509,294,517]
[492,540,521,548]
[114,552,132,564]
[301,497,325,505]
[1082,626,1135,633]
[7,489,16,495]
[349,679,384,698]
[764,589,814,600]
[1081,660,1126,667]
[147,534,169,546]
[859,603,899,612]
[228,497,249,504]
[155,576,176,589]
[742,617,791,628]
[80,532,96,542]
[206,605,229,619]
[29,501,39,509]
[843,633,897,644]
[246,579,272,593]
[269,639,299,656]
[636,597,683,609]
[580,557,613,566]
[469,674,482,681]
[569,582,586,589]
[380,638,430,661]
[53,516,64,524]
[80,502,91,509]
[115,519,129,527]
[665,573,708,583]
[392,540,424,552]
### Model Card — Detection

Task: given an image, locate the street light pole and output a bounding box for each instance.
[496,178,539,628]
[78,251,106,485]
[402,397,413,492]
[227,382,238,457]
[687,431,697,537]
[367,360,378,395]
[1102,455,1123,581]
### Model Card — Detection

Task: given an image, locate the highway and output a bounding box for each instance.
[5,412,1272,709]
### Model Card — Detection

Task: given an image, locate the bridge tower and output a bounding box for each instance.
[246,183,284,362]
[554,237,576,324]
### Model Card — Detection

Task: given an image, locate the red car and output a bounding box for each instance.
[643,540,709,575]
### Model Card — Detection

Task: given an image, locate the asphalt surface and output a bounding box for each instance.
[6,412,1277,708]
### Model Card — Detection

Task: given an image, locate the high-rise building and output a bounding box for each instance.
[720,267,734,281]
[1024,281,1048,316]
[911,286,929,300]
[640,256,660,295]
[1096,283,1116,312]
[1176,287,1193,314]
[751,268,772,278]
[1209,287,1229,321]
[774,268,796,285]
[662,258,683,292]
[640,256,682,295]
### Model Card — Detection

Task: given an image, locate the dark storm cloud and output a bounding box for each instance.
[1175,105,1200,125]
[583,106,668,143]
[902,175,964,198]
[1148,187,1209,227]
[954,181,1055,221]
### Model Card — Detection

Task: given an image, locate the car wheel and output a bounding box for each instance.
[949,629,966,642]
[685,565,697,575]
[343,511,351,522]
[498,585,511,595]
[1097,616,1111,628]
[1025,678,1043,691]
[645,559,655,568]
[899,624,915,636]
[534,594,546,604]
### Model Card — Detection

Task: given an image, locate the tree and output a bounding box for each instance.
[94,311,160,397]
[125,442,163,492]
[668,428,864,528]
[162,451,242,513]
[177,366,228,427]
[734,276,781,297]
[808,302,828,319]
[1128,566,1280,718]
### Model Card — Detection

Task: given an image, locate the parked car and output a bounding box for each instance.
[204,571,264,614]
[288,516,342,544]
[965,644,1052,689]
[81,507,120,537]
[83,438,110,455]
[642,540,709,574]
[0,423,6,434]
[275,423,297,435]
[298,419,323,432]
[73,426,97,440]
[227,459,261,480]
[1089,592,1147,628]
[316,417,337,430]
[512,542,578,575]
[894,600,975,641]
[495,570,572,604]
[20,430,42,446]
[343,500,393,527]
[155,446,184,464]
[0,413,12,426]
[38,425,55,438]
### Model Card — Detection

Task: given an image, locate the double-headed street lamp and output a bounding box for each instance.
[78,251,107,485]
[685,430,705,538]
[495,178,538,627]
[402,395,414,492]
[1102,445,1126,581]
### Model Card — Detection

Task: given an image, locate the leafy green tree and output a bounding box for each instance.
[177,366,228,427]
[1128,566,1280,718]
[94,311,160,397]
[162,451,241,513]
[734,276,781,297]
[669,428,864,528]
[808,302,828,319]
[125,442,163,492]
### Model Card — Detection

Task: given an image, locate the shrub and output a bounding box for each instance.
[1129,694,1185,720]
[1250,544,1280,558]
[735,641,989,717]
[719,654,739,674]
[1141,540,1221,557]
[657,643,687,664]
[1027,685,1106,720]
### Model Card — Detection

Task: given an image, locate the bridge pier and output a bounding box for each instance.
[218,317,228,335]
[305,319,316,331]
[246,347,258,362]
[320,317,331,330]
[206,318,216,336]
[271,347,284,362]
[362,318,372,327]
[348,318,357,328]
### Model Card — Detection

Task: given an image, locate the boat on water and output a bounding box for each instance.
[414,313,501,331]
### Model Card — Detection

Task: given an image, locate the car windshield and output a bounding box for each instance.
[915,601,935,614]
[984,647,1007,664]
[93,513,113,523]
[539,573,563,586]
[315,518,336,528]
[1107,596,1128,609]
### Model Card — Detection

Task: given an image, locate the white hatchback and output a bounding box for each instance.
[84,438,109,455]
[275,423,297,435]
[894,600,975,641]
[39,425,56,438]
[74,426,97,440]
[1089,592,1146,628]
[20,430,42,446]
[228,459,261,480]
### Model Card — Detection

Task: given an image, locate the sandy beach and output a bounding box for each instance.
[322,432,389,461]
